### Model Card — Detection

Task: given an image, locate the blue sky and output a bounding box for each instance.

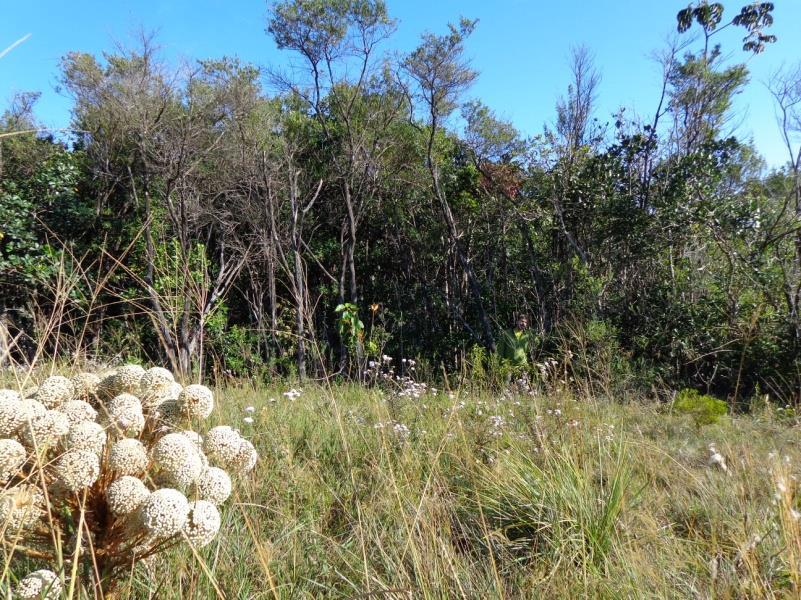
[2,0,800,168]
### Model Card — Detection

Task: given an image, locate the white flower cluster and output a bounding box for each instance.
[1,365,258,590]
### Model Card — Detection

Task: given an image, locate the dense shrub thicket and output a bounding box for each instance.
[1,1,799,402]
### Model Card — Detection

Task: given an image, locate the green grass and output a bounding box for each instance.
[118,383,801,599]
[5,378,801,598]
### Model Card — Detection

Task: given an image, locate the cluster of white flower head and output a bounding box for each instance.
[203,425,257,474]
[139,488,189,537]
[0,390,25,436]
[14,569,62,600]
[57,399,98,425]
[195,466,232,505]
[102,392,146,436]
[20,410,70,448]
[0,364,257,593]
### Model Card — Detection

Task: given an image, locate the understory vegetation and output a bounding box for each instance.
[1,1,799,404]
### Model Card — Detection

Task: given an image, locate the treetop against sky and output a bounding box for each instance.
[2,0,800,167]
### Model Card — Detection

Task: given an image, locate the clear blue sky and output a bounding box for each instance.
[2,0,800,168]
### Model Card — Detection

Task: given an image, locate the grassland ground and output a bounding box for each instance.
[2,372,801,598]
[90,381,800,599]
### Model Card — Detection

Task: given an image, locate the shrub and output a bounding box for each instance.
[672,388,728,426]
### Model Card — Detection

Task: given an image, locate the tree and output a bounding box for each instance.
[402,18,497,351]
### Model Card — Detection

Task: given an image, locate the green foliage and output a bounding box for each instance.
[672,388,729,426]
[335,302,364,350]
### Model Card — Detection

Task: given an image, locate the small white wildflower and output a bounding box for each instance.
[244,406,255,413]
[243,417,254,425]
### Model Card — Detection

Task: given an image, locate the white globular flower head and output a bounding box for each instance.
[56,399,98,425]
[139,488,189,538]
[107,476,150,517]
[19,398,46,422]
[35,375,74,409]
[0,389,21,403]
[195,466,232,505]
[103,393,145,436]
[0,438,26,482]
[177,384,214,420]
[151,432,204,488]
[0,394,25,437]
[203,426,243,469]
[64,421,107,455]
[183,500,221,547]
[115,364,146,394]
[15,569,62,600]
[108,438,149,475]
[140,367,175,394]
[147,382,183,416]
[232,438,258,474]
[20,409,70,448]
[54,449,101,492]
[70,372,101,403]
[0,483,45,529]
